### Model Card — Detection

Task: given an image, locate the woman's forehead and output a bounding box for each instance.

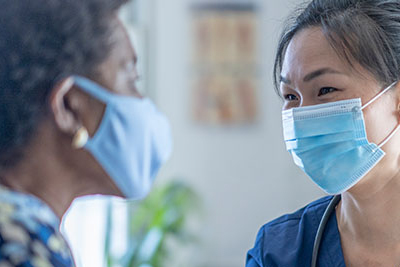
[281,27,349,82]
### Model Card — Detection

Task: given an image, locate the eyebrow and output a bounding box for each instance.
[280,67,346,85]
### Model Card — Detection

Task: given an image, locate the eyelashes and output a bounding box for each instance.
[283,87,338,101]
[318,87,337,96]
[284,94,298,101]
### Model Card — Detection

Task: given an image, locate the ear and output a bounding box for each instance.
[392,82,400,122]
[48,77,81,135]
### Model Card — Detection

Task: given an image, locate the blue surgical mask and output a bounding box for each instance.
[73,76,173,199]
[282,82,400,194]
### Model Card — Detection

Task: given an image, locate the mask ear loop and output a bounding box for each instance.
[378,124,400,149]
[361,81,397,111]
[360,81,400,150]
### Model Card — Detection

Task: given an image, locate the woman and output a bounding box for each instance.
[246,0,400,266]
[0,0,172,266]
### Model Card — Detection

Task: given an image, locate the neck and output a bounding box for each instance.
[0,151,79,220]
[0,124,97,220]
[337,171,400,248]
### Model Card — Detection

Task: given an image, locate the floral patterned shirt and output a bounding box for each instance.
[0,185,74,267]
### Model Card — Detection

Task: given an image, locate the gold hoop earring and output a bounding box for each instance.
[72,127,89,149]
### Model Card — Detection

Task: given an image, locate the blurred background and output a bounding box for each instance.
[61,0,324,267]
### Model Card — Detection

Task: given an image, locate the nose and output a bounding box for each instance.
[299,97,317,108]
[299,101,310,108]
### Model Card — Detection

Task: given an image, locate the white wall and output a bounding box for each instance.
[153,0,324,267]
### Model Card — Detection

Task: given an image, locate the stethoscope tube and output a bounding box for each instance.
[311,195,341,267]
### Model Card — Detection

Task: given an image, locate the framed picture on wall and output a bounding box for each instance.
[190,2,260,126]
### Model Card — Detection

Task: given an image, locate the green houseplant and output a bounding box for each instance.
[104,180,199,267]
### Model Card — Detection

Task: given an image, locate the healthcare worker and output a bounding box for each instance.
[0,0,172,266]
[246,0,400,266]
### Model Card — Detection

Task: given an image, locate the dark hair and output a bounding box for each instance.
[0,0,128,168]
[274,0,400,93]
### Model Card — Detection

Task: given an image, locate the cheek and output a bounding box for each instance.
[363,99,398,146]
[114,70,132,95]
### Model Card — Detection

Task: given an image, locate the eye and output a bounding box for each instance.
[318,87,337,96]
[284,94,299,101]
[126,61,137,73]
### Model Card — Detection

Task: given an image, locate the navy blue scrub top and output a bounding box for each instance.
[246,196,346,267]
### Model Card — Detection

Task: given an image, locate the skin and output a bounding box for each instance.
[0,16,141,220]
[280,27,400,267]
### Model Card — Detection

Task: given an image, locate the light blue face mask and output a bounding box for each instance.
[282,82,400,194]
[73,76,173,200]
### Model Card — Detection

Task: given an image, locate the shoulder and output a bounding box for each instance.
[246,196,333,267]
[265,195,332,229]
[0,187,74,267]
